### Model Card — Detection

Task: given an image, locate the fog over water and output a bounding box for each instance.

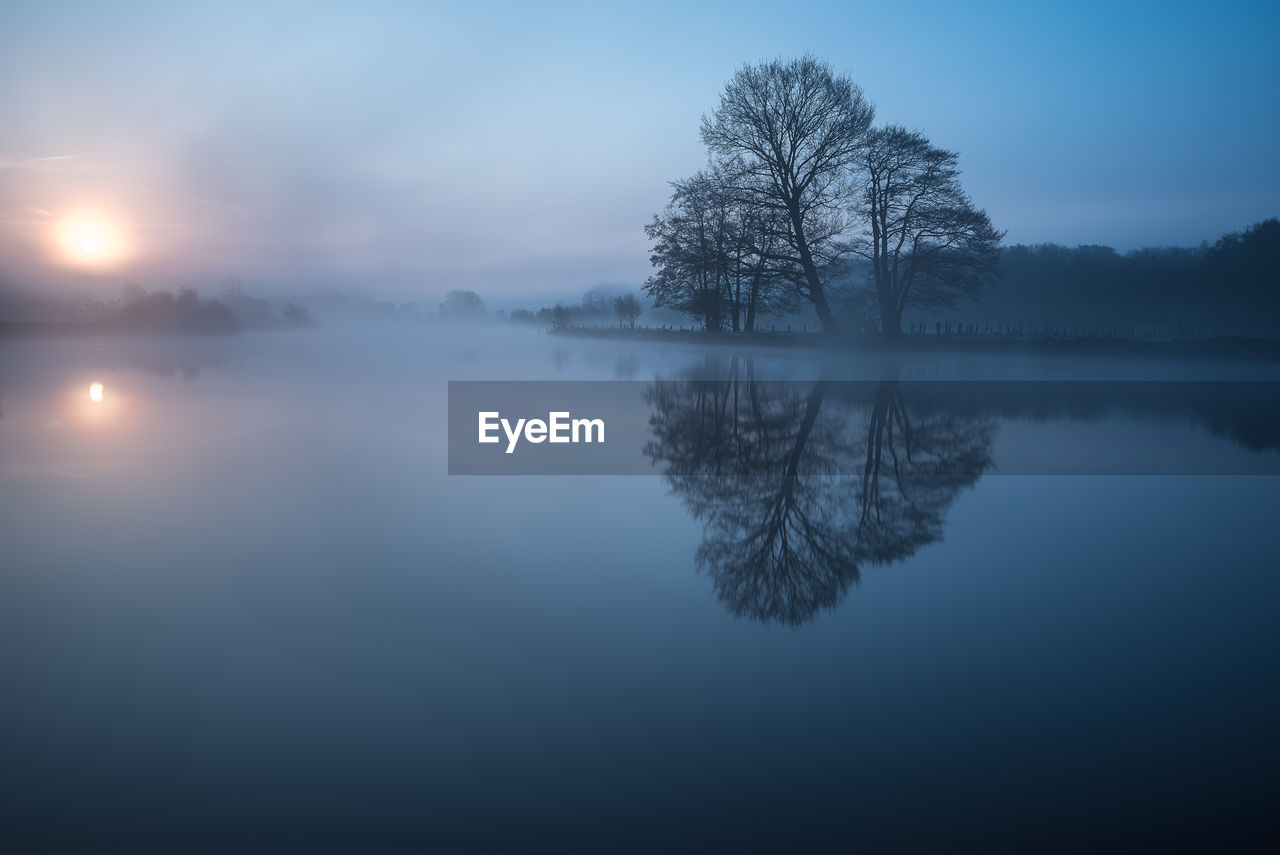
[2,325,1279,850]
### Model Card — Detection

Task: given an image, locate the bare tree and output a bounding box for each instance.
[701,56,875,334]
[613,293,643,329]
[643,169,735,331]
[853,126,1003,335]
[645,167,799,332]
[581,284,627,318]
[727,197,801,331]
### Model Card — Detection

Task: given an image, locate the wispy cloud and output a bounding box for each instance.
[0,206,57,224]
[0,155,85,172]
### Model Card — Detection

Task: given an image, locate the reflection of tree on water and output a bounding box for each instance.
[613,351,641,380]
[852,382,996,567]
[646,366,994,626]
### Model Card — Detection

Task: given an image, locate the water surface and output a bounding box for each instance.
[2,327,1278,851]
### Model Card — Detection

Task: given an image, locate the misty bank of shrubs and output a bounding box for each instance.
[47,281,314,333]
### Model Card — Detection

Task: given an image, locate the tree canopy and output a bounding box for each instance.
[646,56,1000,336]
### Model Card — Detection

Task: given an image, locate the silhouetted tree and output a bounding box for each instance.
[645,167,800,332]
[614,293,643,328]
[730,201,801,331]
[644,169,736,331]
[701,56,875,333]
[852,126,1002,335]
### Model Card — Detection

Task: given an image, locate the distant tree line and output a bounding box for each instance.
[505,284,646,329]
[0,280,314,333]
[438,289,487,319]
[646,56,1001,336]
[965,218,1279,334]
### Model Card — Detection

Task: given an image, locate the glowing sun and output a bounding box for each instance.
[89,382,105,403]
[54,213,130,266]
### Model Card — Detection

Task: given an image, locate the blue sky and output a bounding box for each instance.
[2,0,1277,299]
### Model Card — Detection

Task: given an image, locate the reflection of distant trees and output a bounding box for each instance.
[854,381,1280,456]
[613,351,641,380]
[646,366,994,626]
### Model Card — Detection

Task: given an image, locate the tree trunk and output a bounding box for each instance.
[877,284,901,336]
[810,284,838,333]
[788,200,841,335]
[731,260,742,332]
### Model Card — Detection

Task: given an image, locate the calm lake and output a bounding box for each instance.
[3,325,1279,851]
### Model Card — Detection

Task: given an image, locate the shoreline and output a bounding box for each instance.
[551,326,1280,362]
[5,319,1279,364]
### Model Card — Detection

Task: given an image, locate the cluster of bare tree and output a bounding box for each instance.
[644,165,801,332]
[646,57,1002,336]
[613,293,644,328]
